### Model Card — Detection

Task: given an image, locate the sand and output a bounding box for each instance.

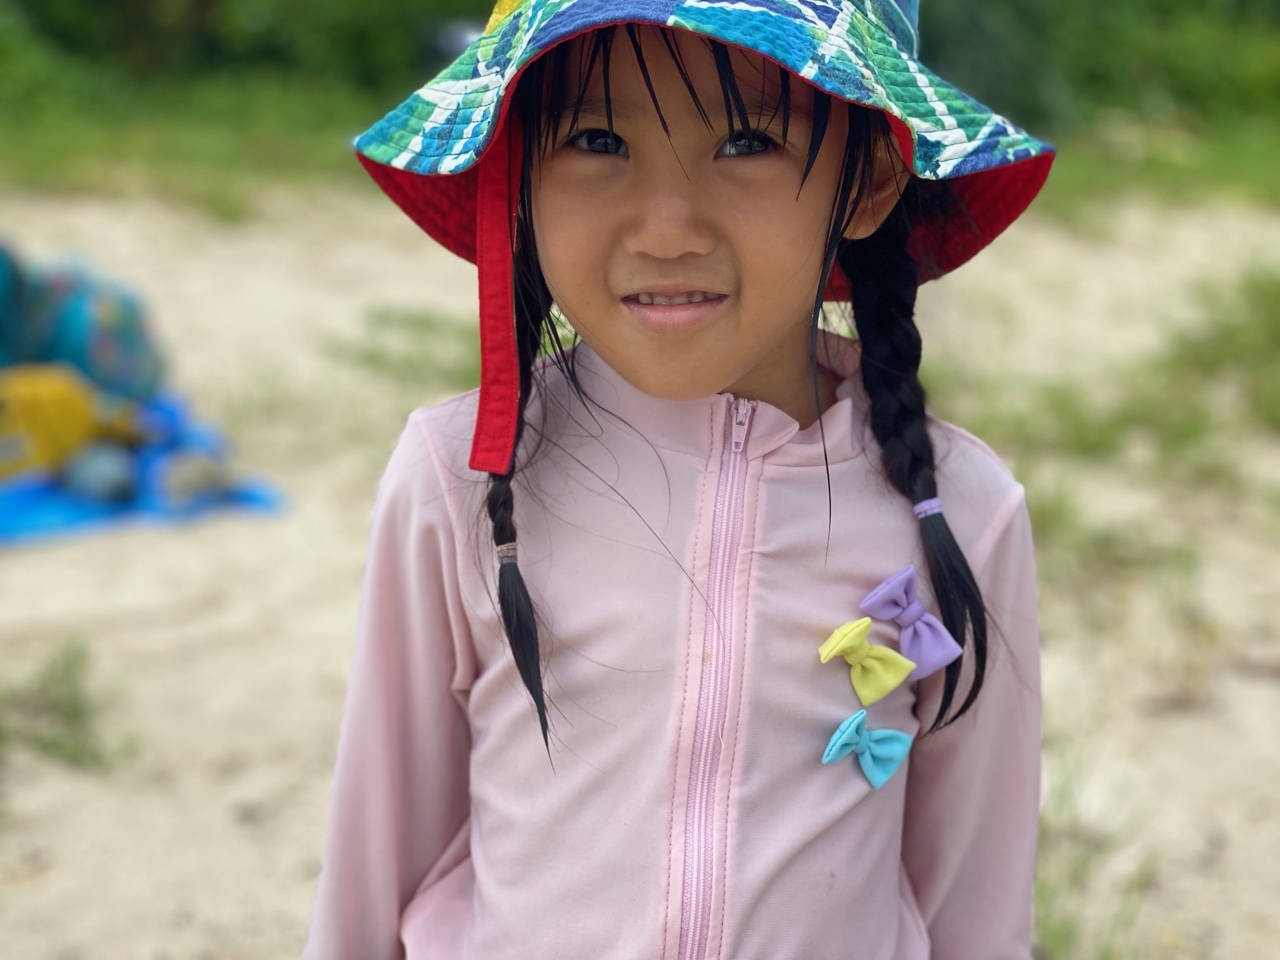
[1,188,1278,958]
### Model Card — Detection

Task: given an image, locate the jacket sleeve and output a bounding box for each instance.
[901,486,1042,960]
[304,418,474,960]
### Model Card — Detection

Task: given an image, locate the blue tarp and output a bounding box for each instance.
[0,471,283,547]
[0,392,284,548]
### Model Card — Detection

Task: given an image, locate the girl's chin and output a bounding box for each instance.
[616,368,730,403]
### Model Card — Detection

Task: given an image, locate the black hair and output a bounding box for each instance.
[488,26,987,748]
[837,187,988,730]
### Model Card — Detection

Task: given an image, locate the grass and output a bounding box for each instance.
[1038,116,1280,219]
[0,642,109,772]
[1160,270,1280,432]
[326,307,482,395]
[1023,475,1196,598]
[926,269,1280,485]
[326,304,578,395]
[1034,755,1157,960]
[0,71,382,220]
[924,270,1280,635]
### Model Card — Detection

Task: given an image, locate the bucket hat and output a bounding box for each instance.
[355,0,1055,474]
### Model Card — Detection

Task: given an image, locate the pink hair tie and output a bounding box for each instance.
[912,498,943,520]
[496,541,519,565]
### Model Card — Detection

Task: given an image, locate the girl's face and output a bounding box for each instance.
[530,27,904,424]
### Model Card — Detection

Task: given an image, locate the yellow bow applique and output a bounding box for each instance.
[819,618,916,707]
[486,0,523,32]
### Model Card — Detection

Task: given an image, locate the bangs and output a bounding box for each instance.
[518,25,841,185]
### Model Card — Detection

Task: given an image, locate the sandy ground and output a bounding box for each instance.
[0,187,1278,959]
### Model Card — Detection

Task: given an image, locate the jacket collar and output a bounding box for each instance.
[559,331,872,465]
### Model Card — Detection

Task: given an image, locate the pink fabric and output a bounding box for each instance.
[305,334,1042,960]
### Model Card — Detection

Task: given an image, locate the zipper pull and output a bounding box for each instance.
[731,399,754,454]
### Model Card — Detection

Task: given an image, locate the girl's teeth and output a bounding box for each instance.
[636,292,713,305]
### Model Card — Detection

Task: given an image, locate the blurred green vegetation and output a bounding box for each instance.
[931,269,1280,483]
[924,267,1280,627]
[1,0,1278,210]
[1034,755,1157,960]
[327,308,483,396]
[921,0,1280,134]
[6,0,485,88]
[0,642,110,775]
[0,1,386,213]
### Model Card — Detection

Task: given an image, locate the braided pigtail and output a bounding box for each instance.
[482,82,562,752]
[836,185,988,730]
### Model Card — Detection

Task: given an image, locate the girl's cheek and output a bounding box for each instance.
[718,185,832,248]
[541,152,626,198]
[536,175,620,243]
[533,172,595,238]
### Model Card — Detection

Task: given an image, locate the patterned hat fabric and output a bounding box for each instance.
[353,0,1055,472]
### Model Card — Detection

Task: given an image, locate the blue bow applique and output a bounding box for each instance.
[821,710,914,790]
[860,565,963,682]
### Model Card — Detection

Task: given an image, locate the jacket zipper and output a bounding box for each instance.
[678,397,755,960]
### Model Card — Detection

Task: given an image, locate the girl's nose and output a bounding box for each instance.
[621,159,716,260]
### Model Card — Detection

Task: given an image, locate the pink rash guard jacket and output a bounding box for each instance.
[305,333,1042,960]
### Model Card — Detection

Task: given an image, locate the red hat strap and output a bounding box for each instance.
[470,112,525,475]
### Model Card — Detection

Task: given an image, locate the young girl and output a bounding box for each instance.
[307,1,1052,957]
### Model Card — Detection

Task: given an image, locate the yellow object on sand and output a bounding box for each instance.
[819,617,917,707]
[0,364,144,479]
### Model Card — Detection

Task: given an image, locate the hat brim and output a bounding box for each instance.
[355,0,1053,284]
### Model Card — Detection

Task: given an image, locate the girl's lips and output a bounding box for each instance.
[622,293,729,332]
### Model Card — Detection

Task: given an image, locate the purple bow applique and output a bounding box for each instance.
[860,566,962,682]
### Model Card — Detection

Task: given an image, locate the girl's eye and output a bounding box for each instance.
[718,130,777,157]
[569,129,629,156]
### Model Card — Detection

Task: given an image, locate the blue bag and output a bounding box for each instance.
[0,245,164,402]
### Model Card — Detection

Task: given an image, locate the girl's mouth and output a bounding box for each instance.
[628,291,723,306]
[622,291,729,332]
